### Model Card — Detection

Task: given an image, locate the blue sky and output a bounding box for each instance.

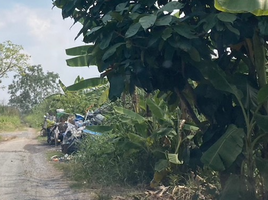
[0,0,100,103]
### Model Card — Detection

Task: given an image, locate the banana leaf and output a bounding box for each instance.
[201,124,244,171]
[114,106,146,124]
[66,77,108,91]
[215,0,268,16]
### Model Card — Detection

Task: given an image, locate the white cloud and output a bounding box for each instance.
[0,3,100,103]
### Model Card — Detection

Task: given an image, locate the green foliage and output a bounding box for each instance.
[215,0,268,16]
[8,65,60,113]
[0,105,21,131]
[53,0,268,199]
[201,125,244,171]
[0,40,30,80]
[71,133,152,186]
[25,77,109,128]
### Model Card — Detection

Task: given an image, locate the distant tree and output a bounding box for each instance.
[0,41,30,81]
[8,65,60,113]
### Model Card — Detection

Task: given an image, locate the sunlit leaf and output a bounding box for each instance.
[114,106,146,123]
[168,153,183,164]
[65,45,94,56]
[66,77,108,91]
[66,55,92,67]
[158,1,184,13]
[215,0,268,16]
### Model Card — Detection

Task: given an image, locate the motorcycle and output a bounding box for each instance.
[40,114,56,137]
[47,121,67,146]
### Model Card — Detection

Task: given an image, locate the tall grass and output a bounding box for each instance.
[0,105,22,132]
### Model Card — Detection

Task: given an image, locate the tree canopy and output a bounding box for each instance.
[0,41,30,81]
[8,65,60,113]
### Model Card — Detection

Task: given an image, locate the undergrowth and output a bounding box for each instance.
[66,134,153,188]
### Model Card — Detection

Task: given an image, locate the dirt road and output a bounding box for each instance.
[0,129,94,200]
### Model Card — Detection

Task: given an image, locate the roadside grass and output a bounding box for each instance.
[0,135,3,142]
[0,116,23,132]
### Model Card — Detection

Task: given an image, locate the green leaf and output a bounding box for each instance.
[225,23,240,35]
[197,62,243,100]
[168,153,183,164]
[183,123,199,131]
[146,98,164,119]
[200,13,216,32]
[125,23,141,38]
[58,79,67,92]
[155,15,173,26]
[255,113,268,132]
[162,27,173,40]
[173,24,198,39]
[220,174,241,200]
[114,106,146,124]
[155,159,169,172]
[177,40,192,51]
[135,123,149,137]
[102,12,112,24]
[116,2,128,12]
[65,45,94,56]
[108,74,125,100]
[154,128,176,137]
[128,132,147,147]
[188,47,200,62]
[66,77,108,91]
[256,157,268,190]
[85,26,102,36]
[85,125,113,133]
[217,13,237,23]
[99,33,113,50]
[102,43,124,61]
[110,12,124,21]
[139,15,157,30]
[158,1,184,13]
[215,0,268,16]
[66,55,92,67]
[201,124,244,171]
[257,84,268,104]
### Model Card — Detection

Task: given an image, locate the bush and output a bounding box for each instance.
[69,133,153,186]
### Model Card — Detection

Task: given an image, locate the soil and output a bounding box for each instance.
[0,128,97,200]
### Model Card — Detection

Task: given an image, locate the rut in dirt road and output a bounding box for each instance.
[0,129,94,200]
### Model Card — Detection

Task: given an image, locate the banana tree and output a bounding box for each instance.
[53,0,268,198]
[101,92,200,188]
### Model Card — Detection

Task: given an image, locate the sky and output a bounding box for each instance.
[0,0,101,103]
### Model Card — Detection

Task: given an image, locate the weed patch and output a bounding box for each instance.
[0,116,22,132]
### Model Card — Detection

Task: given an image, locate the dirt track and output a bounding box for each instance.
[0,129,94,200]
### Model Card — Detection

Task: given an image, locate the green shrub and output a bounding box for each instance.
[70,133,153,186]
